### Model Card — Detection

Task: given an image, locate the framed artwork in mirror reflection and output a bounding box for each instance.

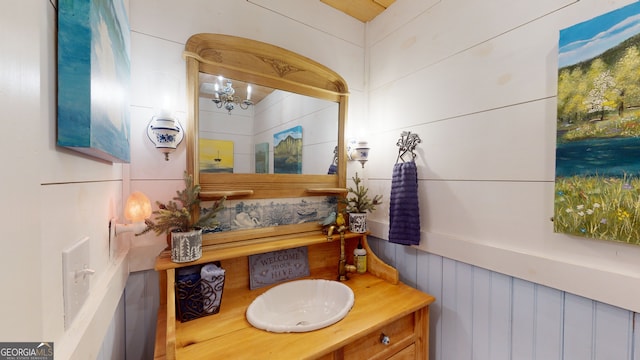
[200,139,234,173]
[273,126,302,174]
[255,142,269,173]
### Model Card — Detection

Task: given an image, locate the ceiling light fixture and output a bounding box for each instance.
[212,76,253,114]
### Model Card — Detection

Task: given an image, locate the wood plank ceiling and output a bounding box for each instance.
[320,0,395,22]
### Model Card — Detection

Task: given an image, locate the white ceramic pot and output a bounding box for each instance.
[348,213,367,233]
[171,228,203,263]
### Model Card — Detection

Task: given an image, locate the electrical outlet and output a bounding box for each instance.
[62,237,94,329]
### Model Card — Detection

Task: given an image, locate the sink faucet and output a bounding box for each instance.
[326,225,337,240]
[325,225,349,281]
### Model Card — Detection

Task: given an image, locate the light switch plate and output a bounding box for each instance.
[63,237,91,329]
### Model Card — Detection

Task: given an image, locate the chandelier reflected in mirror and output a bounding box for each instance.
[212,76,253,114]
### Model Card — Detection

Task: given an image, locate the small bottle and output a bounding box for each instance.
[354,240,367,274]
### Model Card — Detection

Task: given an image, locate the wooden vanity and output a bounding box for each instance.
[153,232,435,359]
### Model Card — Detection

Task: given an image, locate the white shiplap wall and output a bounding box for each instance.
[364,0,640,313]
[127,0,366,247]
[1,1,130,358]
[124,0,367,357]
[123,0,640,358]
[362,0,640,358]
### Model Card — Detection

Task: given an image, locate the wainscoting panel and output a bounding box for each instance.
[635,313,640,359]
[592,300,633,359]
[440,259,472,359]
[125,270,160,360]
[417,247,444,360]
[473,268,512,360]
[368,236,639,360]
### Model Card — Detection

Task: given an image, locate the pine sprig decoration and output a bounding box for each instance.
[136,172,225,236]
[193,197,225,229]
[341,172,382,213]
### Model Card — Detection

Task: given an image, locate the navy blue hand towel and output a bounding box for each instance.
[389,161,421,245]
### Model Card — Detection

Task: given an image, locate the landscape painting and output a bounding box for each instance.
[200,139,234,173]
[555,1,640,244]
[57,0,130,163]
[255,142,269,173]
[273,126,302,174]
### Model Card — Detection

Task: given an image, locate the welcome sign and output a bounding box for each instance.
[249,247,310,289]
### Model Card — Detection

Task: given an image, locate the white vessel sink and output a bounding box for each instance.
[246,279,355,333]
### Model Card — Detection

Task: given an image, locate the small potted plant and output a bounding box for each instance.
[138,171,225,263]
[341,172,382,233]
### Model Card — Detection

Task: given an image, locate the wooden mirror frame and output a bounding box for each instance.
[184,33,349,246]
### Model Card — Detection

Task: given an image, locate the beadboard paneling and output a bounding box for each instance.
[369,236,639,360]
[125,270,159,360]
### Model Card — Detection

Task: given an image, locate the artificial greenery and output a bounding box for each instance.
[137,172,225,236]
[341,172,382,213]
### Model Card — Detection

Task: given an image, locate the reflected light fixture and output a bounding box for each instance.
[347,139,370,168]
[114,191,152,236]
[212,76,253,114]
[147,111,184,161]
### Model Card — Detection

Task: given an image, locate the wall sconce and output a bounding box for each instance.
[347,139,370,168]
[114,191,152,236]
[147,112,184,161]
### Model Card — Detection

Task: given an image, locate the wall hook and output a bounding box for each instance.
[396,131,421,163]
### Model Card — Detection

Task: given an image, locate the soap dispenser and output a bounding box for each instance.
[354,240,367,274]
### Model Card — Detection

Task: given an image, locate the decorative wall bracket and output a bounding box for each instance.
[395,131,421,163]
[147,115,184,161]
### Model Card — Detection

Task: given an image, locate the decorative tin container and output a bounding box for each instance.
[171,228,203,263]
[348,213,367,233]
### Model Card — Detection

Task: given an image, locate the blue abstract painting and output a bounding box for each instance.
[58,0,130,163]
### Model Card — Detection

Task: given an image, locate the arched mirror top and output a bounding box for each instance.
[185,33,348,101]
[184,33,349,245]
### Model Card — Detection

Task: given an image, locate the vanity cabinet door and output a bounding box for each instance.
[387,343,415,360]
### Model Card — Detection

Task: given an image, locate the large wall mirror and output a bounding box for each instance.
[198,73,339,175]
[184,34,349,246]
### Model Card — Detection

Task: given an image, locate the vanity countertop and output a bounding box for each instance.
[159,269,434,359]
